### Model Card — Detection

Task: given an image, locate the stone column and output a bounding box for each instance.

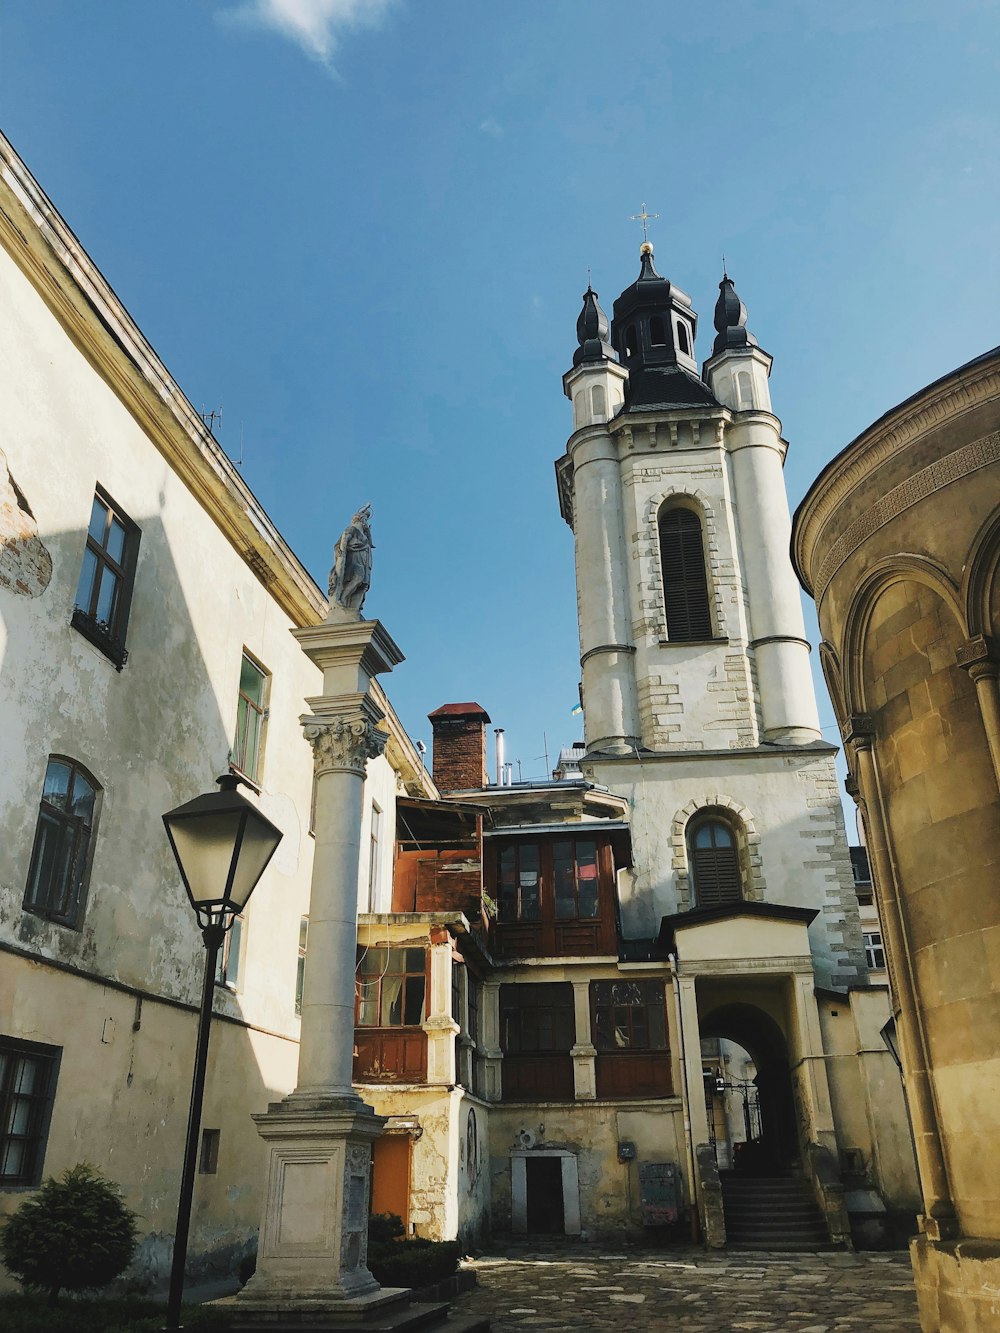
[845,717,956,1238]
[958,635,1000,787]
[424,927,460,1085]
[570,979,597,1099]
[238,617,405,1315]
[676,975,710,1149]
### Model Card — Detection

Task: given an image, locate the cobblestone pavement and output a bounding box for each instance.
[458,1244,920,1332]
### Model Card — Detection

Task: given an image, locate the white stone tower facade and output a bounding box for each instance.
[556,244,862,988]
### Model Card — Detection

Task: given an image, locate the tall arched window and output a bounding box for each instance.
[659,506,712,640]
[23,756,100,928]
[688,814,742,908]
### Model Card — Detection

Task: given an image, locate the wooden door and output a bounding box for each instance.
[371,1134,411,1228]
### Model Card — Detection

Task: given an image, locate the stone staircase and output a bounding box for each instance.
[719,1171,832,1250]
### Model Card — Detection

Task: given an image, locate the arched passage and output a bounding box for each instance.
[699,1002,798,1173]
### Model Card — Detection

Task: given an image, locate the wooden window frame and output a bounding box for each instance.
[658,505,713,642]
[231,650,269,786]
[23,756,101,929]
[489,837,617,958]
[591,979,672,1099]
[499,982,575,1102]
[354,946,429,1083]
[355,947,428,1029]
[71,487,140,671]
[0,1037,61,1186]
[864,931,886,971]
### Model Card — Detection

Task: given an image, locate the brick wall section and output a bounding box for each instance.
[428,702,490,792]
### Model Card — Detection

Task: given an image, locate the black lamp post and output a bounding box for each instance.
[161,774,283,1331]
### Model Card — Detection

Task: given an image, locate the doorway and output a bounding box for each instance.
[525,1156,564,1233]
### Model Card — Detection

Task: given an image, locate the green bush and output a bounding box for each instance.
[0,1163,138,1306]
[366,1215,460,1290]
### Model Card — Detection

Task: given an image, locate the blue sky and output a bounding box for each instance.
[2,1,998,790]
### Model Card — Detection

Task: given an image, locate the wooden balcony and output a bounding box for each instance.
[501,1054,574,1102]
[595,1051,672,1099]
[354,1028,427,1083]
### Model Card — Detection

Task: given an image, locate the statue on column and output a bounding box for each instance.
[328,504,374,618]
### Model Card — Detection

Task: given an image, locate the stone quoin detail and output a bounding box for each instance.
[302,715,387,775]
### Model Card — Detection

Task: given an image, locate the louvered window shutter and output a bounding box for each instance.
[659,508,712,640]
[689,819,742,907]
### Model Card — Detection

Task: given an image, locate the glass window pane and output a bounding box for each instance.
[648,999,667,1049]
[498,846,516,920]
[299,917,309,951]
[553,841,575,918]
[240,655,266,706]
[95,565,120,627]
[383,973,404,1025]
[577,841,599,917]
[69,772,96,824]
[403,976,426,1026]
[404,948,424,972]
[75,547,99,613]
[106,518,126,564]
[357,994,378,1026]
[8,1098,31,1136]
[42,762,72,810]
[13,1058,37,1097]
[88,497,108,543]
[694,824,713,848]
[518,844,540,921]
[27,813,73,913]
[2,1140,25,1177]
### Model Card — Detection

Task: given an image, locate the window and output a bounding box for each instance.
[295,916,308,1016]
[676,321,692,356]
[467,978,480,1045]
[500,983,574,1054]
[216,914,244,990]
[592,980,667,1051]
[624,325,637,358]
[864,931,886,971]
[231,652,269,784]
[688,815,742,908]
[24,757,100,927]
[199,1128,220,1175]
[498,843,541,922]
[737,369,753,408]
[649,316,666,346]
[367,804,382,911]
[659,506,712,641]
[499,982,575,1100]
[0,1038,60,1185]
[552,839,598,919]
[356,948,426,1027]
[72,489,139,670]
[851,846,873,906]
[590,384,606,419]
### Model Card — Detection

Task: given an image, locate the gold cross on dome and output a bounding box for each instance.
[629,202,659,243]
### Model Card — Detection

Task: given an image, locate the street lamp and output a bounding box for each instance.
[161,774,282,1331]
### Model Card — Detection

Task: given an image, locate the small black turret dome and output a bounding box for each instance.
[712,273,759,355]
[610,245,718,411]
[573,285,617,367]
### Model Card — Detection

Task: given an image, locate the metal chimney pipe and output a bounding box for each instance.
[494,728,505,786]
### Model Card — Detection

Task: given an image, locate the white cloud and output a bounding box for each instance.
[479,117,504,140]
[219,0,397,64]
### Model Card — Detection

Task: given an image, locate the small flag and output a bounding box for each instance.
[570,704,583,715]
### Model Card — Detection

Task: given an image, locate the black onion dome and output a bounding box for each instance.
[712,273,759,355]
[573,284,617,367]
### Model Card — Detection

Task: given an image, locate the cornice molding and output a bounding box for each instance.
[794,352,1000,593]
[0,131,325,628]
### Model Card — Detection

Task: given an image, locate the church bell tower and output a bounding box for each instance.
[558,243,822,756]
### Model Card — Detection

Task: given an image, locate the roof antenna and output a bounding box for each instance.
[199,404,223,434]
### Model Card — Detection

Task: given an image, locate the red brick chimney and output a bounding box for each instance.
[428,702,491,792]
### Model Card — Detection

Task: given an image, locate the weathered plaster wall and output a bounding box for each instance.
[488,1100,686,1238]
[584,750,865,990]
[0,233,360,1285]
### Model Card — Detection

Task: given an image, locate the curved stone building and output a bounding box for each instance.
[793,347,1000,1332]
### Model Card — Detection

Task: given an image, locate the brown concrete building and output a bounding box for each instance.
[793,345,1000,1332]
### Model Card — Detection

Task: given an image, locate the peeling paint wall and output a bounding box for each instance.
[488,1100,686,1239]
[0,447,51,597]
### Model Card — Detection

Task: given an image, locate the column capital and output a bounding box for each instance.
[302,700,387,777]
[957,633,999,681]
[843,712,875,756]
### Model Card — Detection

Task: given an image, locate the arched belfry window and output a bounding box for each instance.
[659,506,713,640]
[649,316,666,346]
[688,814,742,908]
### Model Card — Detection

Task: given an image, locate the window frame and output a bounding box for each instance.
[864,930,886,971]
[658,503,714,642]
[591,979,668,1053]
[23,756,101,929]
[367,803,382,912]
[71,486,140,671]
[215,913,245,992]
[687,812,744,909]
[355,946,428,1029]
[0,1037,61,1187]
[294,915,309,1017]
[230,650,270,786]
